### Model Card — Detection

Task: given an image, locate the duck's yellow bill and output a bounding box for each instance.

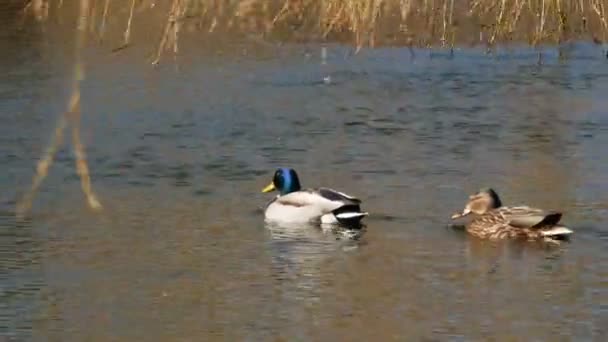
[262,182,275,193]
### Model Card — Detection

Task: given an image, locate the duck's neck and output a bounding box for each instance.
[280,184,301,195]
[279,176,301,195]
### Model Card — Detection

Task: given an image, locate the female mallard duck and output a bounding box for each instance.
[450,188,573,241]
[261,168,368,226]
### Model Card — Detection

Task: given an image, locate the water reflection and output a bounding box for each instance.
[262,222,364,339]
[266,221,364,288]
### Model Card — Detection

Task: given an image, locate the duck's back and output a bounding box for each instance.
[468,206,565,240]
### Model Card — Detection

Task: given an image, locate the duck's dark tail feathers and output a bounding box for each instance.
[332,205,368,227]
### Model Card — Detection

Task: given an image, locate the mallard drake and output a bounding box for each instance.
[261,168,368,226]
[450,188,573,241]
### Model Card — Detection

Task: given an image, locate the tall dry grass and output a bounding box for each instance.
[22,0,608,58]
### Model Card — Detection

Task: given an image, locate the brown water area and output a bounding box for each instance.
[1,2,608,341]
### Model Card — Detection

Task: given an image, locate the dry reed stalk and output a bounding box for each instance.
[508,0,528,38]
[271,0,291,26]
[399,0,412,34]
[369,0,383,48]
[448,0,454,47]
[23,0,49,21]
[124,0,137,44]
[441,0,448,46]
[17,0,102,219]
[15,118,68,218]
[99,0,111,40]
[591,0,608,42]
[71,0,102,211]
[536,0,548,44]
[489,0,507,45]
[427,0,437,46]
[111,0,136,52]
[152,0,186,65]
[89,0,97,32]
[322,2,346,38]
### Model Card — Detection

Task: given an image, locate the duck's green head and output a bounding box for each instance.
[262,168,302,195]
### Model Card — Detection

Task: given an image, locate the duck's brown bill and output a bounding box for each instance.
[451,208,471,219]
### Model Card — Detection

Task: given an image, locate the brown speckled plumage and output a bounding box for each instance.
[467,206,560,240]
[452,188,572,241]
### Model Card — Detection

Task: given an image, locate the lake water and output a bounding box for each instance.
[1,18,607,341]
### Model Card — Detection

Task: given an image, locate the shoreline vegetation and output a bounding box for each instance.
[12,0,608,217]
[18,0,608,56]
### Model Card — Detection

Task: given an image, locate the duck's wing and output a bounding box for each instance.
[500,206,562,229]
[315,188,361,206]
[275,190,345,212]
